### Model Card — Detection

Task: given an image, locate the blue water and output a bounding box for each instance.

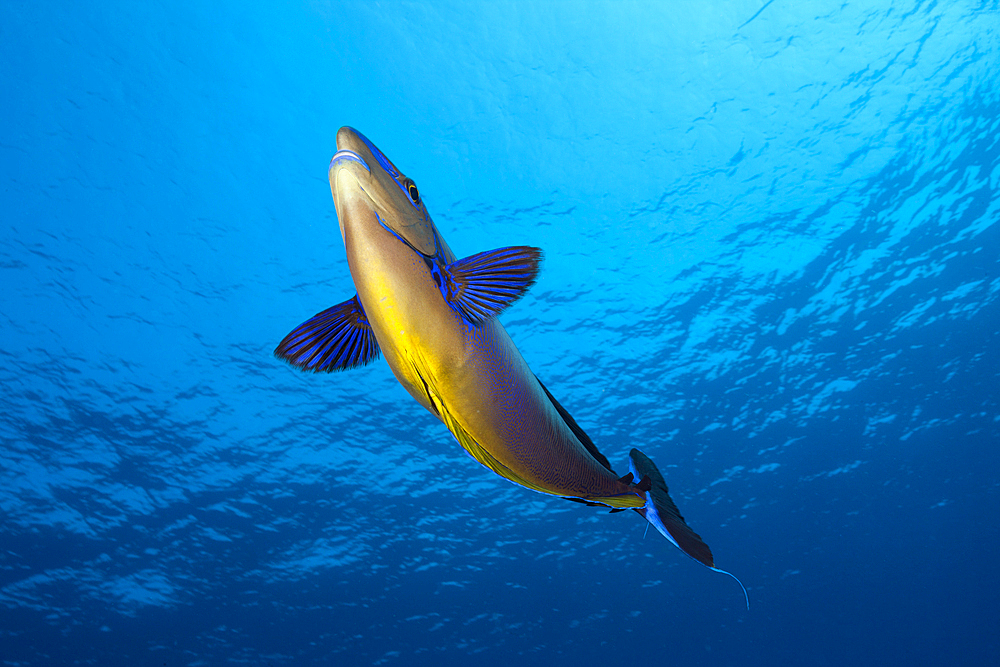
[2,1,998,665]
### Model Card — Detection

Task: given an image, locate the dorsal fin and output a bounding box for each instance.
[535,377,614,473]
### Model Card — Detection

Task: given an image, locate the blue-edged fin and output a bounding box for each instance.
[628,448,714,566]
[629,448,749,609]
[536,377,613,472]
[441,246,541,323]
[274,295,380,372]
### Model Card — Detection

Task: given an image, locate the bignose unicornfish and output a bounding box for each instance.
[275,127,748,608]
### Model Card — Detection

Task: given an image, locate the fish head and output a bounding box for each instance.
[328,126,440,258]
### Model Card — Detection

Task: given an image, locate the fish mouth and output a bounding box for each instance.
[329,149,370,174]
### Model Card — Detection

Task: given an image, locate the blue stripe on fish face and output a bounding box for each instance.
[329,149,370,173]
[346,127,422,212]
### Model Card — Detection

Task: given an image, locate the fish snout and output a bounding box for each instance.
[329,128,373,192]
[330,127,369,176]
[336,126,360,151]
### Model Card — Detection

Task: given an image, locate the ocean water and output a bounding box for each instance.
[2,1,998,665]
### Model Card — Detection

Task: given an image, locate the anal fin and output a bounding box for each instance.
[439,405,553,496]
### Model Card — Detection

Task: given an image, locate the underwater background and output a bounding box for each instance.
[2,1,999,665]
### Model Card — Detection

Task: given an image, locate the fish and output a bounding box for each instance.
[275,127,748,608]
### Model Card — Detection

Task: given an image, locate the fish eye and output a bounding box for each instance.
[406,181,420,204]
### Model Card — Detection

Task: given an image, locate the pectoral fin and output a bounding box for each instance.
[274,295,380,372]
[439,246,542,323]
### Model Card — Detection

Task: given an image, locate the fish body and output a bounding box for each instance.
[276,127,747,606]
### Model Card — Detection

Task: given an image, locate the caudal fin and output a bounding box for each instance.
[628,448,714,567]
[629,448,750,610]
